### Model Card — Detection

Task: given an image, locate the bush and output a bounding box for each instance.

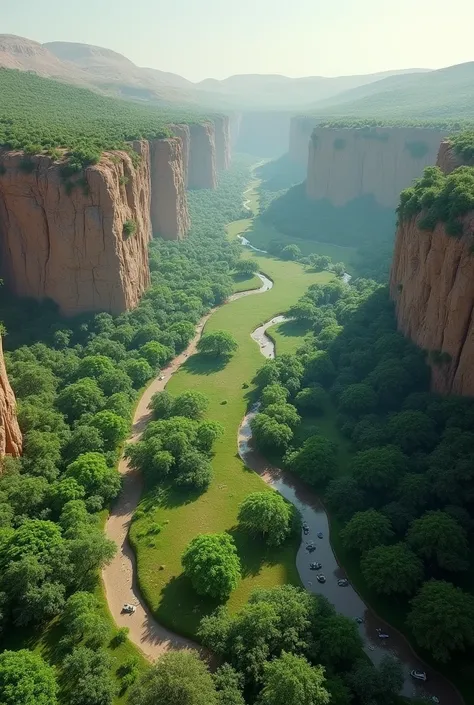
[123,220,137,238]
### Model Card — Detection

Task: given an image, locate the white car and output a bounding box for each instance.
[410,670,427,682]
[122,603,136,614]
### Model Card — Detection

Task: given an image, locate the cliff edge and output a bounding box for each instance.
[306,127,445,208]
[0,337,22,457]
[390,141,474,395]
[188,122,217,189]
[0,142,152,317]
[150,137,190,240]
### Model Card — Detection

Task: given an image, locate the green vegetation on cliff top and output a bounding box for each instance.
[451,131,474,163]
[0,68,206,166]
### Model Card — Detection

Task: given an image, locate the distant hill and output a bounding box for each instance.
[0,34,430,110]
[311,62,474,119]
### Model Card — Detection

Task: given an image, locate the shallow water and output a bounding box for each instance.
[237,316,463,705]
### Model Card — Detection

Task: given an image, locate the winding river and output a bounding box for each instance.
[240,316,462,705]
[103,262,461,704]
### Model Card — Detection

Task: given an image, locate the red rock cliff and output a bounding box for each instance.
[0,141,151,316]
[306,127,445,208]
[0,337,22,457]
[390,142,474,396]
[213,116,231,171]
[188,122,217,189]
[150,138,190,240]
[170,124,190,186]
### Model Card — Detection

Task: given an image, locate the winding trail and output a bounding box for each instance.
[240,317,463,705]
[102,273,272,662]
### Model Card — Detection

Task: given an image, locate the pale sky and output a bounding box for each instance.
[3,0,474,82]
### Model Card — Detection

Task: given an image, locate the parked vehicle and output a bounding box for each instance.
[355,616,364,624]
[337,578,349,587]
[122,603,136,614]
[310,562,322,570]
[316,574,326,584]
[410,670,427,682]
[378,633,389,639]
[306,542,316,553]
[317,532,324,539]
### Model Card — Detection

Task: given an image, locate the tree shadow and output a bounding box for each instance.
[182,353,229,376]
[155,574,222,637]
[139,481,204,512]
[228,525,280,579]
[275,318,311,340]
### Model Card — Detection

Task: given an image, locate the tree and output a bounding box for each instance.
[182,533,241,600]
[65,453,121,503]
[251,413,293,451]
[62,647,116,705]
[294,385,327,413]
[0,649,58,705]
[317,613,363,668]
[263,402,300,428]
[325,476,366,520]
[288,300,317,321]
[285,435,337,486]
[121,358,153,388]
[197,331,238,357]
[307,254,331,271]
[76,355,115,381]
[172,390,209,419]
[303,351,336,387]
[361,543,423,596]
[261,383,289,407]
[213,664,245,705]
[281,244,301,261]
[56,378,105,421]
[386,410,437,453]
[140,341,172,368]
[89,410,128,450]
[98,368,134,396]
[150,390,174,418]
[62,592,108,647]
[196,420,224,452]
[340,510,394,554]
[407,580,474,662]
[260,652,330,705]
[338,383,376,417]
[235,259,259,276]
[129,651,217,705]
[238,492,292,546]
[64,426,104,463]
[350,445,406,494]
[407,510,469,572]
[68,526,116,579]
[348,656,403,704]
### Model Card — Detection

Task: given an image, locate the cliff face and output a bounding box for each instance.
[213,116,231,171]
[188,122,217,189]
[0,141,152,317]
[150,138,190,240]
[436,140,463,174]
[306,127,445,208]
[289,117,316,163]
[390,142,474,396]
[170,124,190,185]
[0,337,22,457]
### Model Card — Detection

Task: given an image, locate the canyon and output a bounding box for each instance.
[0,336,21,458]
[390,141,474,396]
[305,126,445,208]
[0,117,232,317]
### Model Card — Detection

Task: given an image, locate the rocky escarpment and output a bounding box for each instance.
[213,116,231,171]
[0,142,152,316]
[188,122,217,189]
[306,127,445,208]
[170,124,190,185]
[390,142,474,396]
[0,337,22,457]
[150,138,190,239]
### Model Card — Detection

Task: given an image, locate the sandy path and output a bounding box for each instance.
[102,274,272,662]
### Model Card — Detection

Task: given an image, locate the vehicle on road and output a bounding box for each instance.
[355,617,364,624]
[306,543,316,553]
[316,574,326,584]
[317,532,324,539]
[310,562,322,570]
[378,633,389,639]
[410,670,427,682]
[122,604,136,614]
[337,578,349,587]
[302,522,309,535]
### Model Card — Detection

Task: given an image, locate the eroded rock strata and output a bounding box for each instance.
[306,127,445,208]
[390,142,474,395]
[0,141,151,316]
[0,337,22,458]
[150,138,190,240]
[188,122,217,189]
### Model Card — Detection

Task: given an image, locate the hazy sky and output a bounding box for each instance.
[3,0,474,81]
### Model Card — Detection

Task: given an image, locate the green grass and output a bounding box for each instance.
[266,318,312,356]
[131,243,333,638]
[231,271,262,293]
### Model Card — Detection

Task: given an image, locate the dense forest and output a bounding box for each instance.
[0,161,251,703]
[0,68,207,166]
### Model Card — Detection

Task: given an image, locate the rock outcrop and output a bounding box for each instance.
[390,141,474,396]
[0,337,22,457]
[150,138,190,240]
[188,122,217,189]
[436,140,463,174]
[214,116,231,171]
[170,124,190,185]
[0,142,151,316]
[306,127,445,208]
